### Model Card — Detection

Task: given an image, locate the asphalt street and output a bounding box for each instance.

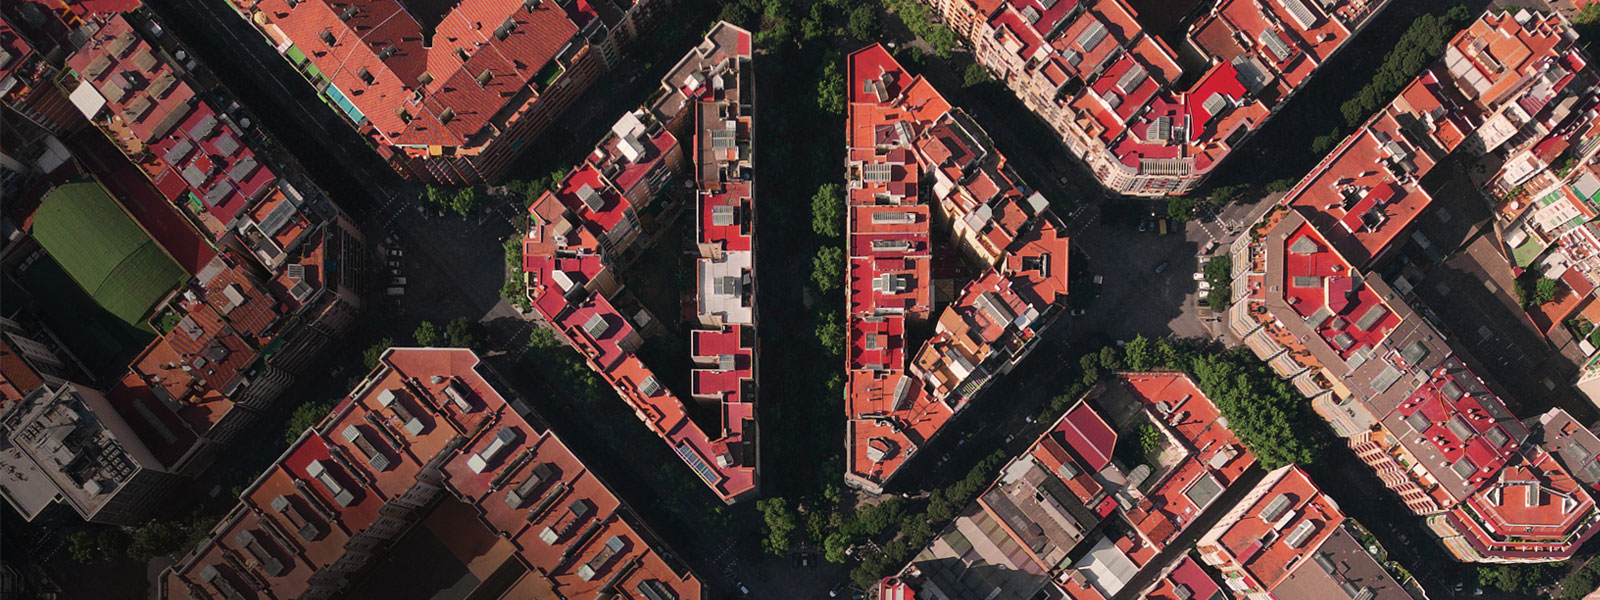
[126,4,1571,599]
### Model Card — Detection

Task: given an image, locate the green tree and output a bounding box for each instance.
[846,5,879,40]
[529,327,560,351]
[817,59,845,115]
[1137,422,1161,455]
[413,321,438,346]
[823,531,852,563]
[423,185,448,213]
[756,497,798,556]
[1560,557,1600,600]
[1264,178,1296,193]
[65,530,112,563]
[1189,350,1320,468]
[446,317,477,349]
[1166,198,1194,223]
[811,183,844,237]
[1477,564,1542,594]
[1535,277,1561,305]
[962,63,992,88]
[1575,5,1600,42]
[1098,345,1122,371]
[719,2,755,29]
[816,311,846,356]
[128,520,189,562]
[363,337,394,370]
[285,400,333,443]
[503,236,523,269]
[451,187,477,218]
[1123,335,1154,371]
[812,245,845,292]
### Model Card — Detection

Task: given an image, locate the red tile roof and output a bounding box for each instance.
[971,0,1382,192]
[66,15,283,242]
[518,23,758,503]
[160,348,704,600]
[240,0,582,150]
[1200,465,1345,592]
[844,45,1070,490]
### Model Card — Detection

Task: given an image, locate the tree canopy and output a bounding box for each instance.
[811,183,844,237]
[812,245,845,292]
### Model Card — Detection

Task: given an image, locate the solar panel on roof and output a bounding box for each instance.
[1284,520,1317,548]
[181,163,207,187]
[258,198,298,236]
[1258,31,1292,62]
[640,376,661,396]
[1450,456,1477,479]
[164,138,194,165]
[636,580,677,600]
[583,313,609,338]
[711,129,736,150]
[976,291,1017,325]
[289,281,313,302]
[1400,340,1430,365]
[1353,304,1388,331]
[1260,493,1291,522]
[1022,6,1041,24]
[1485,427,1508,447]
[1077,22,1107,52]
[1371,364,1402,391]
[1281,0,1321,30]
[1116,64,1147,93]
[863,162,892,183]
[876,209,915,224]
[188,112,217,140]
[1292,275,1322,288]
[1063,49,1081,66]
[1202,93,1230,117]
[676,442,721,484]
[1440,380,1463,400]
[1145,116,1171,143]
[712,204,736,226]
[228,157,259,183]
[1446,415,1476,442]
[203,181,235,207]
[1404,411,1430,433]
[577,184,605,212]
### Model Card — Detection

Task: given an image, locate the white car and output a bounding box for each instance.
[1193,272,1205,281]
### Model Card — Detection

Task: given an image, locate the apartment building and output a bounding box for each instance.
[0,5,369,519]
[922,0,1391,196]
[521,22,758,503]
[1224,9,1600,563]
[0,383,183,524]
[844,45,1070,493]
[887,374,1237,598]
[158,347,705,600]
[1197,465,1416,600]
[223,0,669,183]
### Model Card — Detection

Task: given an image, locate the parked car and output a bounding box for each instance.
[385,287,405,296]
[1193,272,1205,281]
[391,277,407,286]
[1070,308,1087,316]
[1154,261,1169,274]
